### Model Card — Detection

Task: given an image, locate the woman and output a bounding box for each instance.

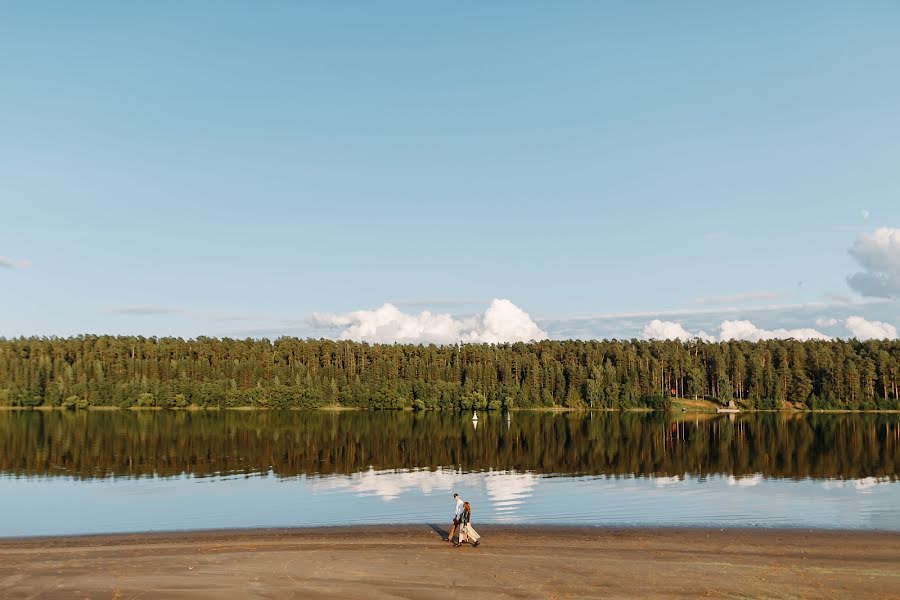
[455,501,481,547]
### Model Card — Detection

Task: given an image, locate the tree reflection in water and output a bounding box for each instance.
[0,410,897,481]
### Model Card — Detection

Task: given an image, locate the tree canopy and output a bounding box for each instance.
[1,336,898,410]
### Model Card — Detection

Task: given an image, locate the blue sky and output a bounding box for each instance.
[2,1,898,342]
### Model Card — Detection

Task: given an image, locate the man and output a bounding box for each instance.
[446,493,463,542]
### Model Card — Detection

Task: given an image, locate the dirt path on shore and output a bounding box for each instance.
[2,526,898,599]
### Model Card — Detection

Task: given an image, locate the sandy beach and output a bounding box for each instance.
[2,526,898,599]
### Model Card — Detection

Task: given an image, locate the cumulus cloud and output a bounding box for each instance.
[642,319,830,342]
[643,315,899,342]
[844,315,897,340]
[718,320,831,342]
[847,227,900,298]
[0,256,31,269]
[642,320,713,342]
[310,298,547,344]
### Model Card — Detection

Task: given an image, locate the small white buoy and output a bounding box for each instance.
[472,410,478,421]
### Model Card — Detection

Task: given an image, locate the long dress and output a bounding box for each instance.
[463,523,480,543]
[458,508,481,544]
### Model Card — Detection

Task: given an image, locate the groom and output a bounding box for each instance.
[446,493,463,542]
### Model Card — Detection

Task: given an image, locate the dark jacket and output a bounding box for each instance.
[460,507,471,525]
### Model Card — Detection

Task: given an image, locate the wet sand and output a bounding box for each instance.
[2,526,898,599]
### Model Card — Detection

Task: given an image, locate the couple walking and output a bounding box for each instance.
[447,493,480,548]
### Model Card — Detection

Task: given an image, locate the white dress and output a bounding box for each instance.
[461,523,480,543]
[458,511,480,544]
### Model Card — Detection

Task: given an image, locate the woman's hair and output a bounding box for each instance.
[463,501,471,511]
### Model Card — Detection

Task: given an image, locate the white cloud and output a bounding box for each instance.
[847,227,900,298]
[642,319,830,342]
[642,320,713,342]
[860,209,870,220]
[718,320,831,342]
[645,315,895,342]
[476,299,548,343]
[844,315,897,340]
[310,298,547,344]
[0,256,31,269]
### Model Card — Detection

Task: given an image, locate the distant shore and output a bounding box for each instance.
[2,526,898,599]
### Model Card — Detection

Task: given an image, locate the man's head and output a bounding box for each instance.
[453,493,459,500]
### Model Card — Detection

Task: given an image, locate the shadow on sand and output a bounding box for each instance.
[427,523,449,541]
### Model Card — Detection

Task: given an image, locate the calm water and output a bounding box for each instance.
[1,410,898,537]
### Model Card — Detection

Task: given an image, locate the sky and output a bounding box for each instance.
[1,1,899,343]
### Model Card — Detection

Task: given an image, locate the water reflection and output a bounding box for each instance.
[484,471,537,518]
[0,410,897,481]
[2,468,898,537]
[310,467,468,502]
[727,474,763,487]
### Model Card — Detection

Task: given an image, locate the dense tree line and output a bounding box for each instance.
[1,410,896,480]
[0,336,898,410]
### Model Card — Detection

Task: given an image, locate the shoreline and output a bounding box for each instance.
[2,526,898,599]
[3,523,900,543]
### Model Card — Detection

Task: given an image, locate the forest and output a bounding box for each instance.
[0,336,898,411]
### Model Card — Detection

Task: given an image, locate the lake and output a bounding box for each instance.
[1,410,898,537]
